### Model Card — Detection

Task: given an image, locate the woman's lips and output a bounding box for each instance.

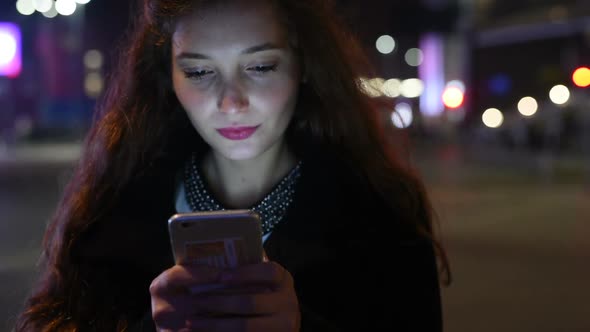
[216,125,260,140]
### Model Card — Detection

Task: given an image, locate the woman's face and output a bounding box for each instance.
[171,0,301,161]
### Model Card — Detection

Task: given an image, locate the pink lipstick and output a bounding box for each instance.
[216,125,259,140]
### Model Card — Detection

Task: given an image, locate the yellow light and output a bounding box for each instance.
[442,86,464,109]
[482,108,503,128]
[572,67,590,88]
[85,72,104,98]
[517,96,538,117]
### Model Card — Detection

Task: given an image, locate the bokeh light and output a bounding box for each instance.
[75,0,91,4]
[572,67,590,88]
[359,77,384,98]
[42,3,58,18]
[442,86,464,109]
[482,108,504,128]
[84,50,104,70]
[380,78,401,98]
[517,96,538,117]
[392,103,413,129]
[405,48,424,67]
[55,0,77,16]
[0,23,21,78]
[376,35,396,54]
[0,32,17,66]
[85,72,104,98]
[400,78,424,98]
[33,0,53,13]
[549,84,570,105]
[16,0,36,15]
[14,115,33,139]
[446,79,466,92]
[488,74,512,96]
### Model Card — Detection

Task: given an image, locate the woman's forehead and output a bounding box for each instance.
[172,1,288,51]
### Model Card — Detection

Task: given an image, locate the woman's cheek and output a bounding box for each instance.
[255,78,298,112]
[177,85,210,113]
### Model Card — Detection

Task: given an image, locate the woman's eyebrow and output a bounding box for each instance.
[176,42,283,60]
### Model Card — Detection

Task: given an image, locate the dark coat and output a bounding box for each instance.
[73,145,442,331]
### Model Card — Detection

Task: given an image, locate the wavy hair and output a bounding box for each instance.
[16,0,450,330]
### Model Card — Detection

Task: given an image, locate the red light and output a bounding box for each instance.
[572,67,590,88]
[442,86,464,109]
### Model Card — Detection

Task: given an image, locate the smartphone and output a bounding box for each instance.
[167,210,264,269]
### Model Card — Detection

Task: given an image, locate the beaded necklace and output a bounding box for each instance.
[183,153,302,234]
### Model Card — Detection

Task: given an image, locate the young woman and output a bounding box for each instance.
[16,0,450,331]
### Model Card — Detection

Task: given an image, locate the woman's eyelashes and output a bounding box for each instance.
[182,64,278,81]
[183,69,214,81]
[247,64,278,74]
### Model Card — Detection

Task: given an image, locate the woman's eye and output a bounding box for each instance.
[248,64,278,74]
[183,69,214,80]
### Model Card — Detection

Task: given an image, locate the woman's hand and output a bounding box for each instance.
[150,261,300,332]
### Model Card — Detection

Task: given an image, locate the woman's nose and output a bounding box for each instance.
[218,81,249,114]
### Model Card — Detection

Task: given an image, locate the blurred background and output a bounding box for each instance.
[0,0,589,331]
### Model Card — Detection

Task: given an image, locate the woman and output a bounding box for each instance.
[16,0,450,331]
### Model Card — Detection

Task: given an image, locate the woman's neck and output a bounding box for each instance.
[201,140,297,209]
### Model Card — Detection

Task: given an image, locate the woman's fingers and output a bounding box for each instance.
[150,264,223,296]
[150,262,299,331]
[191,287,291,316]
[221,261,294,290]
[150,264,223,330]
[187,313,300,332]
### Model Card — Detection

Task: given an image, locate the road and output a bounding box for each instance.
[0,143,589,331]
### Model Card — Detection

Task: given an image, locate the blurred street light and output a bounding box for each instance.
[381,78,402,98]
[376,35,396,54]
[41,3,58,18]
[55,0,77,16]
[517,96,538,117]
[392,103,413,129]
[442,86,464,109]
[33,0,52,13]
[482,108,503,128]
[572,67,590,88]
[16,0,35,15]
[401,78,424,98]
[359,77,384,98]
[405,48,424,67]
[83,49,103,70]
[549,84,570,105]
[0,23,21,78]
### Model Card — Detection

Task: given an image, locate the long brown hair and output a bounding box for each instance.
[16,0,450,330]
